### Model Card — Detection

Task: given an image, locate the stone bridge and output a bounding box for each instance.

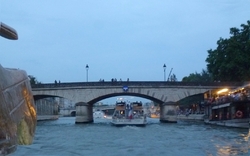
[31,81,242,123]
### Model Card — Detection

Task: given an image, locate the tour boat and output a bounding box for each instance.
[111,101,147,126]
[150,113,160,118]
[203,83,250,129]
[93,110,105,118]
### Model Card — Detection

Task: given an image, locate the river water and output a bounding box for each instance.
[11,117,249,156]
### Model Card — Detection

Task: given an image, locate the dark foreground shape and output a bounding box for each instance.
[0,65,37,155]
[0,22,18,40]
[160,120,177,123]
[75,120,94,124]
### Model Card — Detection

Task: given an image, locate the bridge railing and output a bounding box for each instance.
[31,81,244,89]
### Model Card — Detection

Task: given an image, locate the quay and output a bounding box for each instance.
[177,114,205,121]
[37,115,59,121]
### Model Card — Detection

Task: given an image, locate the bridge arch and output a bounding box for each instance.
[33,94,76,117]
[33,94,60,101]
[88,92,164,105]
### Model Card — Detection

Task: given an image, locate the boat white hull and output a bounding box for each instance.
[93,111,105,119]
[204,118,249,129]
[111,118,147,126]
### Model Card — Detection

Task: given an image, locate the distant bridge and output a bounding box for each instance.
[32,81,242,105]
[32,81,243,123]
[59,105,115,117]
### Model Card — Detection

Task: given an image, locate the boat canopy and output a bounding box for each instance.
[115,106,125,110]
[133,106,143,110]
[131,102,142,106]
[212,103,230,109]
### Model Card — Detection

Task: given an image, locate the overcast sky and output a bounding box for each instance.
[1,1,250,84]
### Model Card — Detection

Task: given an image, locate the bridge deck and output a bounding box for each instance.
[32,81,243,89]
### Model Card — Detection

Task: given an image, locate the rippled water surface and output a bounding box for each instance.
[11,117,249,156]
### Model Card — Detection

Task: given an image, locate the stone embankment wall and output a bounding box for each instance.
[0,65,37,155]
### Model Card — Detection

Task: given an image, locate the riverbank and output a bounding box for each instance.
[177,114,204,121]
[37,115,59,121]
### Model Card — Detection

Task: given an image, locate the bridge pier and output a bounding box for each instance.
[75,102,93,124]
[160,102,177,123]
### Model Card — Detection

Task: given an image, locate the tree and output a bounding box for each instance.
[28,75,41,85]
[182,69,212,82]
[206,20,250,82]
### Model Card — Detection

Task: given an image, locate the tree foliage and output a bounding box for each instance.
[182,69,212,82]
[206,20,250,82]
[28,75,41,85]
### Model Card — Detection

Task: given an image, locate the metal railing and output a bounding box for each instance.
[31,81,244,89]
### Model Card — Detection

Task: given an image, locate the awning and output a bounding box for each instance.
[212,103,230,109]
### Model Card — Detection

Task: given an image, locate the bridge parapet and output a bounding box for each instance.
[32,81,245,106]
[32,81,243,89]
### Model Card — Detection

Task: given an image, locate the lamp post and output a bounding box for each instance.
[86,64,89,82]
[163,64,166,81]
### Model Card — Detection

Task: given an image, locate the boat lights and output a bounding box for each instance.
[217,88,228,95]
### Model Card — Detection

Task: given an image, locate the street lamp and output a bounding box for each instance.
[163,64,166,81]
[86,64,89,82]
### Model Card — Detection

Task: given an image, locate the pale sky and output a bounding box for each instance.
[1,1,250,84]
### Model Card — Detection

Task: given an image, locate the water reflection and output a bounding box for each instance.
[216,145,248,156]
[11,117,249,156]
[212,127,249,156]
